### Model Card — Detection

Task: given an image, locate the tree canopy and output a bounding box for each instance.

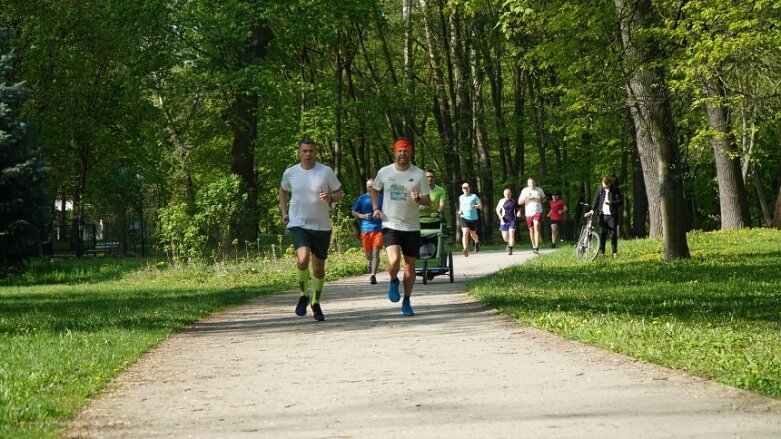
[2,0,781,261]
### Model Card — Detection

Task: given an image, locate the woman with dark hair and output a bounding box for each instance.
[585,177,623,256]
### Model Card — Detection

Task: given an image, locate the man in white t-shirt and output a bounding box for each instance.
[279,137,343,322]
[370,138,430,317]
[518,177,545,254]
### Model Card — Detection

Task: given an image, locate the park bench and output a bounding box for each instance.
[86,242,119,257]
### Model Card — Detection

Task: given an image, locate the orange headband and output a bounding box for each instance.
[393,139,413,155]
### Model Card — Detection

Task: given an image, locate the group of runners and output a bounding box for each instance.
[279,137,621,322]
[488,178,568,256]
[280,137,429,321]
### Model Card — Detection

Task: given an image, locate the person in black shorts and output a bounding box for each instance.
[458,183,482,257]
[279,138,343,321]
[370,138,430,317]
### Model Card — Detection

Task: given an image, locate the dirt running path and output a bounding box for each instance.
[68,250,781,438]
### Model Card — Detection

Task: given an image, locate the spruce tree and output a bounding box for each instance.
[0,28,49,273]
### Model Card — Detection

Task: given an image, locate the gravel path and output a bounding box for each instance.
[67,249,781,438]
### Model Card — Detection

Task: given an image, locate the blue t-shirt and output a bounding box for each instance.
[351,193,383,233]
[459,193,481,221]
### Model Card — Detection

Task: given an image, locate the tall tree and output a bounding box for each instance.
[615,0,690,259]
[0,28,49,271]
[226,17,273,245]
[667,0,773,230]
[702,78,752,229]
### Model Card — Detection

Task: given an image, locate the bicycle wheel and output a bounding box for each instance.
[574,226,590,260]
[585,231,601,261]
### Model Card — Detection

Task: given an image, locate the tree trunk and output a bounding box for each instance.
[773,176,781,228]
[345,54,369,186]
[229,91,259,245]
[528,77,548,180]
[702,79,751,230]
[620,138,630,238]
[631,134,649,237]
[70,137,88,258]
[751,164,772,226]
[449,8,472,185]
[420,0,459,233]
[615,0,689,259]
[513,64,526,179]
[471,27,494,244]
[485,18,510,182]
[229,22,273,245]
[333,30,344,177]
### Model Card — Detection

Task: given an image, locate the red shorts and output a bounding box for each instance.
[361,231,383,252]
[525,212,543,229]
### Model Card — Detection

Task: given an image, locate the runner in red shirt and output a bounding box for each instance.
[547,191,567,248]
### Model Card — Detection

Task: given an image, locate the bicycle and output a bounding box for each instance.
[575,203,601,261]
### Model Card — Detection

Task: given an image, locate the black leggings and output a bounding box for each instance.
[598,214,618,254]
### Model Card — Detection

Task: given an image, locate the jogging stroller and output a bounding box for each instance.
[415,216,454,284]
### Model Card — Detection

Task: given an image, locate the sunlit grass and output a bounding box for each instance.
[3,230,780,438]
[470,228,781,398]
[0,249,367,439]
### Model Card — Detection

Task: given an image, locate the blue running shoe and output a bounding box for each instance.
[401,297,414,316]
[388,278,401,302]
[295,295,309,316]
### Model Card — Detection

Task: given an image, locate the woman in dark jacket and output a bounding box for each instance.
[587,176,623,256]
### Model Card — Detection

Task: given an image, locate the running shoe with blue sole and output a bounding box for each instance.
[388,278,400,302]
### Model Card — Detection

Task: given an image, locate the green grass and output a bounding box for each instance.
[3,230,780,438]
[0,249,367,439]
[470,228,781,398]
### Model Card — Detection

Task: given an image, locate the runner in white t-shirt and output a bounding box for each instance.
[370,138,430,317]
[518,177,545,254]
[279,138,342,321]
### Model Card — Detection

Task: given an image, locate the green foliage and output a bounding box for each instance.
[195,174,247,248]
[157,203,207,263]
[3,0,781,260]
[157,175,247,262]
[471,228,781,398]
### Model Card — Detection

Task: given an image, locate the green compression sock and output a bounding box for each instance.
[311,276,324,304]
[297,269,310,296]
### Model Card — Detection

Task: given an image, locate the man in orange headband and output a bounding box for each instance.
[393,138,413,155]
[370,137,430,317]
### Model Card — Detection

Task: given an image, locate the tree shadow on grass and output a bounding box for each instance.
[0,258,149,286]
[0,282,290,335]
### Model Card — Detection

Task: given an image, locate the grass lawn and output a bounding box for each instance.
[0,250,367,439]
[2,229,779,438]
[470,228,781,399]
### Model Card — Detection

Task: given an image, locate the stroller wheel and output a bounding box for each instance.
[448,251,454,283]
